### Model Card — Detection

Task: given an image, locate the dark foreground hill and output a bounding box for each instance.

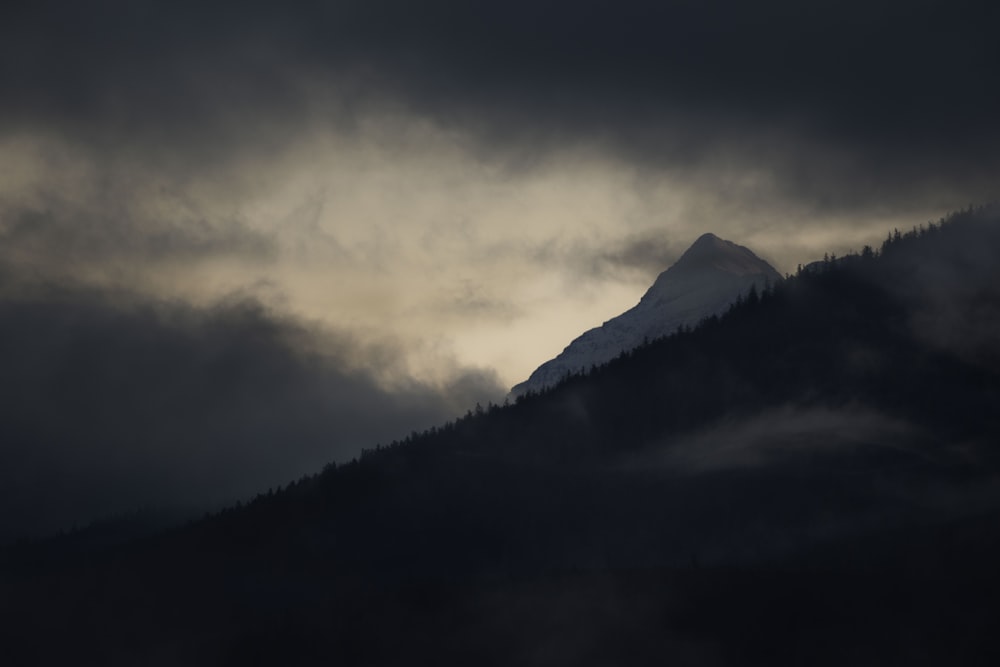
[3,207,1000,665]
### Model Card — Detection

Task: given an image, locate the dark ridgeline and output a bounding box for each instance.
[4,206,1000,665]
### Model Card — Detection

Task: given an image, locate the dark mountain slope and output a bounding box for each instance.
[4,206,1000,665]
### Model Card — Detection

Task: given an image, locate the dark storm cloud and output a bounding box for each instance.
[0,193,276,269]
[3,1,998,210]
[0,281,502,542]
[587,232,685,280]
[525,231,685,284]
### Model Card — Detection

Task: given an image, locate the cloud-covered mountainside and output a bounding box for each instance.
[4,206,1000,665]
[511,233,781,396]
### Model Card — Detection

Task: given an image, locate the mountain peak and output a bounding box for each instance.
[670,232,774,277]
[509,232,781,397]
[692,231,723,245]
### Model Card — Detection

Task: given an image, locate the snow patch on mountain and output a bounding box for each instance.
[510,233,781,398]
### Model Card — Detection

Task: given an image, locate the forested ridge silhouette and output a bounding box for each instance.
[4,205,1000,665]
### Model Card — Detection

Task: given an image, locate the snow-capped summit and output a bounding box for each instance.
[509,232,781,398]
[671,232,774,275]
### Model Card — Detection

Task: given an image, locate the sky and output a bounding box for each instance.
[2,0,999,538]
